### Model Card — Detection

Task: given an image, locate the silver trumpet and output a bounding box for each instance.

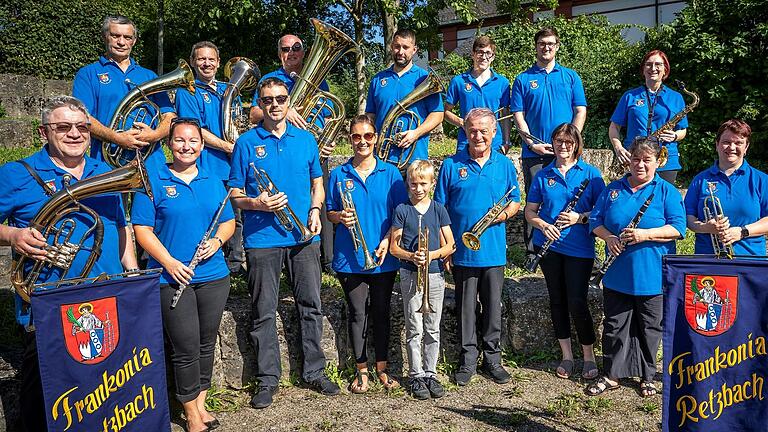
[250,163,313,243]
[337,182,378,270]
[416,214,434,314]
[461,187,517,251]
[703,186,734,259]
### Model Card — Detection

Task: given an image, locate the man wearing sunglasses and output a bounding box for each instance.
[445,36,512,155]
[73,15,175,168]
[0,96,137,432]
[230,78,339,409]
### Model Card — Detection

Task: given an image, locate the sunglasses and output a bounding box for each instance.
[44,122,90,134]
[351,132,375,143]
[280,42,303,53]
[168,117,202,138]
[259,95,289,105]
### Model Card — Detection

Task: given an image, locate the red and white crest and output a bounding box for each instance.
[255,145,267,159]
[380,78,388,87]
[609,189,620,201]
[458,167,468,179]
[202,92,211,103]
[706,181,718,194]
[60,297,120,364]
[635,99,645,107]
[684,274,738,336]
[464,83,473,93]
[345,179,355,191]
[529,80,539,89]
[164,185,178,198]
[45,179,57,193]
[98,73,111,84]
[547,178,556,187]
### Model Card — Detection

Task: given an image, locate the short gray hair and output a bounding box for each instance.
[464,108,497,129]
[628,136,662,159]
[101,15,138,41]
[41,96,90,124]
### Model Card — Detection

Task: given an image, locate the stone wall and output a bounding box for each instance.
[0,74,73,148]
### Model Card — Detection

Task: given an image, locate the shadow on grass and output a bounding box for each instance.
[441,403,598,432]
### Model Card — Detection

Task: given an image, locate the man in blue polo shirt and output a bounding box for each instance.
[73,15,175,169]
[229,78,339,409]
[435,108,520,386]
[445,35,511,154]
[366,28,444,167]
[510,27,587,260]
[0,96,137,432]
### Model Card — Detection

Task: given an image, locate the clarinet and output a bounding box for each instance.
[170,189,233,308]
[525,179,590,272]
[589,193,655,289]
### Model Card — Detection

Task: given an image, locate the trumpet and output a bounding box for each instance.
[250,163,313,243]
[703,186,734,259]
[337,182,378,271]
[416,214,434,314]
[461,187,517,251]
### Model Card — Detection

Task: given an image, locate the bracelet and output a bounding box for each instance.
[500,211,508,221]
[212,236,223,246]
[309,206,321,215]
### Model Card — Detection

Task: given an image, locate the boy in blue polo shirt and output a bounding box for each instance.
[390,160,455,400]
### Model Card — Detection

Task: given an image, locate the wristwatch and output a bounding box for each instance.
[740,226,749,240]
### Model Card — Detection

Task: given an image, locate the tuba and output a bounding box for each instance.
[461,187,517,251]
[376,69,445,170]
[221,57,261,143]
[102,59,196,168]
[337,182,378,271]
[11,157,153,302]
[289,19,358,163]
[416,214,434,314]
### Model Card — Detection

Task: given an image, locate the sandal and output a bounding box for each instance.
[377,369,400,391]
[555,359,574,379]
[349,369,369,394]
[585,376,619,396]
[581,361,598,380]
[640,380,658,397]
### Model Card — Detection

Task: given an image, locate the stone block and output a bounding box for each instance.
[0,119,36,148]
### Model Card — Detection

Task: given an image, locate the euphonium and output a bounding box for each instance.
[376,70,445,170]
[102,59,196,168]
[250,163,313,243]
[461,187,517,251]
[289,18,358,163]
[221,57,261,143]
[11,157,153,302]
[337,182,378,271]
[703,186,734,259]
[416,214,434,314]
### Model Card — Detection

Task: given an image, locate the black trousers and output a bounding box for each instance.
[320,162,334,268]
[246,242,326,386]
[337,271,397,364]
[453,265,505,370]
[522,155,555,254]
[538,250,596,345]
[19,329,46,432]
[225,208,246,272]
[161,276,230,403]
[602,287,662,381]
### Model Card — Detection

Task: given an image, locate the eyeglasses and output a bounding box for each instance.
[351,132,375,143]
[44,122,90,134]
[259,95,289,105]
[537,42,558,49]
[280,42,303,53]
[474,50,494,59]
[644,61,665,69]
[554,139,575,147]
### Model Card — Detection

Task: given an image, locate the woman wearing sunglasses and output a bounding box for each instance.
[326,115,408,393]
[132,118,235,432]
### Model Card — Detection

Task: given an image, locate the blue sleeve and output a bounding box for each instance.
[174,88,200,120]
[228,138,248,188]
[664,184,687,237]
[588,188,610,232]
[610,92,630,126]
[72,68,96,115]
[506,160,521,202]
[501,79,511,108]
[426,91,444,113]
[150,91,175,114]
[571,71,587,107]
[130,190,156,227]
[391,204,406,229]
[387,174,409,215]
[364,79,376,114]
[683,176,702,216]
[445,77,460,106]
[434,160,450,205]
[115,196,127,228]
[527,172,544,204]
[758,172,768,218]
[251,93,259,106]
[320,80,330,92]
[326,170,342,212]
[0,163,22,222]
[308,139,322,179]
[437,202,452,226]
[510,77,524,113]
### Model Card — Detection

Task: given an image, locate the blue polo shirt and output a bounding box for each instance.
[131,163,234,285]
[445,69,511,153]
[326,159,408,273]
[366,64,444,163]
[589,174,686,296]
[434,150,521,267]
[610,85,688,171]
[0,147,126,326]
[684,160,768,256]
[229,123,322,248]
[391,200,452,273]
[510,62,587,159]
[175,79,234,182]
[73,56,174,167]
[527,159,606,258]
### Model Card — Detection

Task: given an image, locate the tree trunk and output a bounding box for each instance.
[157,0,164,74]
[380,0,400,49]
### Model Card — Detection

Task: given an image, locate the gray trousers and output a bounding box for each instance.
[399,268,446,378]
[246,242,327,386]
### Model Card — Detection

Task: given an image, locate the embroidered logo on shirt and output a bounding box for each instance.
[44,179,57,193]
[609,189,620,201]
[547,178,556,187]
[345,179,355,192]
[529,80,539,90]
[255,145,267,159]
[636,99,645,107]
[464,83,473,93]
[164,185,178,198]
[380,78,388,87]
[458,167,468,179]
[97,73,111,84]
[202,91,211,103]
[706,181,718,194]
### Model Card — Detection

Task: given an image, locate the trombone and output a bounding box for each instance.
[461,187,517,251]
[250,163,313,243]
[416,214,434,314]
[703,187,734,259]
[337,182,378,271]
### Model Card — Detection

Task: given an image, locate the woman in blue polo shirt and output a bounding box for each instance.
[684,119,768,256]
[586,138,685,397]
[327,115,408,393]
[524,123,605,381]
[132,119,235,432]
[609,50,689,184]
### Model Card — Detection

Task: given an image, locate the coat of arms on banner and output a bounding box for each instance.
[684,274,738,336]
[60,297,119,364]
